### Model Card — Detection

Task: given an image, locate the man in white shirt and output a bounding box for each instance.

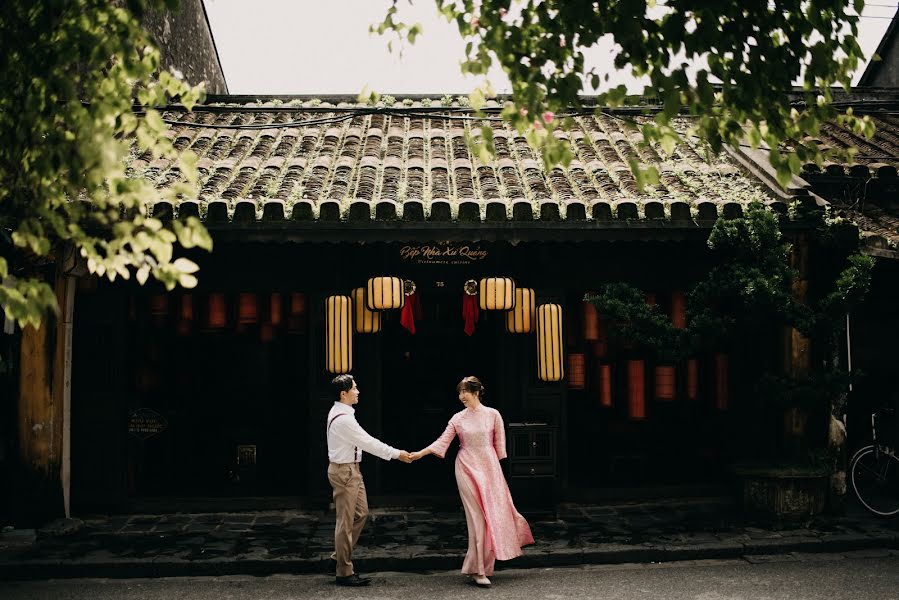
[327,374,412,587]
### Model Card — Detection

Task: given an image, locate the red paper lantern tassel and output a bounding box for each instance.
[462,295,479,336]
[401,291,422,334]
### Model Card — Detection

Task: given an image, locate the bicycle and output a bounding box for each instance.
[849,406,899,517]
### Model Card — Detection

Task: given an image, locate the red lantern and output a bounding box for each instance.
[208,293,226,329]
[288,292,306,333]
[627,359,646,420]
[671,290,686,329]
[687,359,698,400]
[260,323,274,343]
[598,364,612,407]
[567,353,586,389]
[270,293,283,326]
[654,365,676,400]
[645,293,657,305]
[715,353,729,410]
[180,294,193,321]
[238,293,258,325]
[582,299,599,341]
[150,294,167,325]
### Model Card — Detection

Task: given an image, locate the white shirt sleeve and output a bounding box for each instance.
[332,415,401,461]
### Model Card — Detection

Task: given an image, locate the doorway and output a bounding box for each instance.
[379,286,500,495]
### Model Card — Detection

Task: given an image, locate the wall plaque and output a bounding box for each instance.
[127,408,168,440]
[400,241,489,265]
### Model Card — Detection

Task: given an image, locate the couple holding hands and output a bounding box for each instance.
[326,374,534,588]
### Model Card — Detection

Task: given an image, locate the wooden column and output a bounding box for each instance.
[17,269,75,523]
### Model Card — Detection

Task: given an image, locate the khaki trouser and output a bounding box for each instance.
[327,462,369,577]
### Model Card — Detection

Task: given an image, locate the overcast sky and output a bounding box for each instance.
[204,0,898,96]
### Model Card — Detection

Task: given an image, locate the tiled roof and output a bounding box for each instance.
[130,100,784,231]
[796,111,899,258]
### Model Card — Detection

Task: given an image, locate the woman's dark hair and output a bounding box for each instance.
[456,375,485,399]
[331,374,355,398]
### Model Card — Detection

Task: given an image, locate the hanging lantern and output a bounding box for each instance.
[180,294,193,321]
[366,276,404,310]
[208,293,226,329]
[505,287,535,333]
[269,293,283,326]
[582,298,600,341]
[351,287,381,334]
[537,303,564,382]
[654,365,676,400]
[260,323,274,343]
[238,293,258,325]
[326,295,353,374]
[176,294,193,336]
[645,293,657,305]
[627,359,646,420]
[715,353,729,410]
[288,292,306,333]
[567,353,586,389]
[687,359,698,400]
[150,294,168,326]
[479,277,516,310]
[671,290,686,329]
[598,364,613,407]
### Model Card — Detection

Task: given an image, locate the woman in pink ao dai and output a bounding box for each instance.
[412,376,534,587]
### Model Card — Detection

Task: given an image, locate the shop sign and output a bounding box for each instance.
[127,408,168,440]
[400,241,489,265]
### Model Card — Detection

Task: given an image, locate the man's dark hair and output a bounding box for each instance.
[331,374,355,398]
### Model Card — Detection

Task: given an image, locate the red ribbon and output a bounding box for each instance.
[401,291,422,334]
[462,295,479,336]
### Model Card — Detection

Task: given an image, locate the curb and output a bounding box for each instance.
[1,534,896,581]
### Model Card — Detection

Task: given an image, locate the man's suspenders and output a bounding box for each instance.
[328,413,359,462]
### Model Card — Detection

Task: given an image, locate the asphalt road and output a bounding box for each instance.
[2,551,898,600]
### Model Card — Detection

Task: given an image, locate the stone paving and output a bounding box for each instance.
[1,498,898,580]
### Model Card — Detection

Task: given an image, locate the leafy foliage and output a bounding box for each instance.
[0,0,211,328]
[587,203,872,407]
[376,0,874,187]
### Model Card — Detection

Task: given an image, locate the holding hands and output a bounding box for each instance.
[397,449,430,463]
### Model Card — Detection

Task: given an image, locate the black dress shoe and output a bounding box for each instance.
[335,573,371,587]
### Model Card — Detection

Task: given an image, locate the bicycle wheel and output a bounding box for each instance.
[850,445,899,517]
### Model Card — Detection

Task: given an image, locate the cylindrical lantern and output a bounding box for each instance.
[177,294,192,337]
[180,294,193,321]
[582,299,600,341]
[715,353,729,410]
[208,293,226,329]
[567,353,586,389]
[505,287,535,333]
[238,293,258,325]
[671,290,686,329]
[654,365,676,400]
[627,359,646,420]
[366,276,404,310]
[537,303,564,381]
[687,359,698,400]
[150,295,168,325]
[269,293,283,326]
[326,295,353,374]
[288,292,306,333]
[351,287,381,333]
[645,293,657,305]
[479,277,516,310]
[598,364,613,407]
